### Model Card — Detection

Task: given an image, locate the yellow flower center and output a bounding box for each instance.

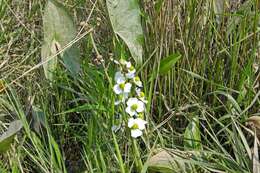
[138,113,144,119]
[129,66,135,71]
[131,104,138,110]
[134,76,140,81]
[132,123,139,129]
[139,92,145,98]
[119,83,125,89]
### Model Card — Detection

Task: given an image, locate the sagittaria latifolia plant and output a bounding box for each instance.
[112,59,147,138]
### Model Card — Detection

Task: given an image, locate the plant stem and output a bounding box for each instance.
[112,133,125,173]
[132,139,143,172]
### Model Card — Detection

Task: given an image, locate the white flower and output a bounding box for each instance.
[113,71,132,95]
[115,93,129,105]
[113,82,132,95]
[136,88,148,104]
[133,76,142,87]
[128,118,147,138]
[126,65,136,79]
[125,61,132,68]
[122,61,135,79]
[114,71,125,83]
[125,98,145,116]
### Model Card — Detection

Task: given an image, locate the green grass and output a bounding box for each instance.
[0,0,259,172]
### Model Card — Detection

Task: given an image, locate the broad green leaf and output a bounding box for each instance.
[41,39,59,80]
[107,0,143,65]
[159,53,181,75]
[184,117,202,150]
[42,0,80,80]
[147,149,184,173]
[0,120,23,153]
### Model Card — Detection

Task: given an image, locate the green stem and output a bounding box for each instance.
[132,139,143,172]
[112,133,126,173]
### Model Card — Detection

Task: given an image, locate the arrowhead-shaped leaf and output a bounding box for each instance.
[0,120,23,153]
[42,0,81,80]
[147,149,185,173]
[184,117,202,150]
[107,0,143,65]
[159,53,181,75]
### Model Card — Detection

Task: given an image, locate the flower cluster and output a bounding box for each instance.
[112,59,147,138]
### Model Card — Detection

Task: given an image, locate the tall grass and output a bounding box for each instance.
[0,0,259,172]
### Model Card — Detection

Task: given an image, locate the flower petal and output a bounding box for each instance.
[124,83,132,93]
[126,106,136,116]
[113,84,122,94]
[126,61,132,68]
[126,72,135,79]
[136,118,147,130]
[126,98,138,106]
[136,101,145,112]
[128,118,135,128]
[115,71,125,83]
[135,81,142,87]
[131,129,143,138]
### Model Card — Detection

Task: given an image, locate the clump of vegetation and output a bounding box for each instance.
[0,0,259,172]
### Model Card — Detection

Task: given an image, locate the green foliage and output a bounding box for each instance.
[42,0,81,80]
[1,0,259,172]
[0,120,22,153]
[159,53,181,75]
[147,149,184,173]
[184,117,202,151]
[107,0,143,65]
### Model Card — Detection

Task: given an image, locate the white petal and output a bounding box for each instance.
[128,118,135,128]
[131,129,143,138]
[113,85,122,94]
[126,72,135,79]
[126,61,132,68]
[127,98,138,106]
[115,71,125,83]
[124,83,132,93]
[136,118,147,130]
[128,67,136,73]
[126,106,136,116]
[135,81,142,87]
[136,101,145,112]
